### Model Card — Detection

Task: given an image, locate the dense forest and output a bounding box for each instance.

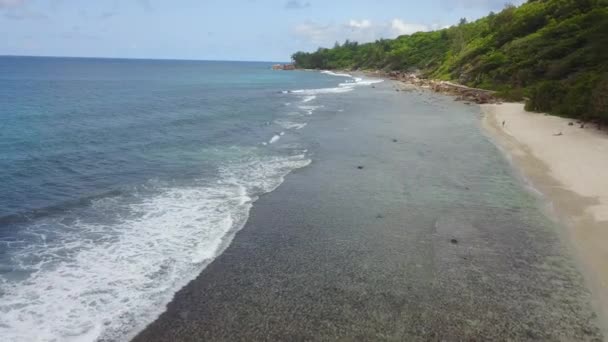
[292,0,608,123]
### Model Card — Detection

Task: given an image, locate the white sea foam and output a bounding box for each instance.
[339,77,383,87]
[269,135,281,144]
[274,120,307,130]
[291,87,354,95]
[298,105,322,115]
[321,70,352,78]
[0,154,310,342]
[288,73,383,96]
[301,95,316,103]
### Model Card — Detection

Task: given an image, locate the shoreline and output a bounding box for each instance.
[480,103,608,336]
[378,67,608,335]
[359,70,501,104]
[132,80,602,341]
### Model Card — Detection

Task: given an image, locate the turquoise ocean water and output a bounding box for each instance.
[0,57,379,341]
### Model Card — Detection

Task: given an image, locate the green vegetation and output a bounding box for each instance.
[292,0,608,123]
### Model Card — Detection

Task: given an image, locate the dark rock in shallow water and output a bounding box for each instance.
[450,239,458,244]
[357,166,364,170]
[392,139,398,142]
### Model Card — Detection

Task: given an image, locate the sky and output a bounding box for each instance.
[0,0,526,61]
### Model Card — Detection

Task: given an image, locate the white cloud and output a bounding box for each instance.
[347,19,372,29]
[293,18,433,47]
[440,0,526,10]
[390,19,429,36]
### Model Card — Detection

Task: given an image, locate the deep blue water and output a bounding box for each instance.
[0,57,373,341]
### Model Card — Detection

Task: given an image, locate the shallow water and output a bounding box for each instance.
[133,79,601,341]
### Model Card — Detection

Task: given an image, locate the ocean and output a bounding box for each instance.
[0,57,381,341]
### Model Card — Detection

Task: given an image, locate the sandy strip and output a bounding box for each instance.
[481,103,608,333]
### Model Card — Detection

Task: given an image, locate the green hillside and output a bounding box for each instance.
[292,0,608,123]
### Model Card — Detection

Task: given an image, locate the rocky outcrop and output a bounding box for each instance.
[272,64,295,71]
[386,71,499,104]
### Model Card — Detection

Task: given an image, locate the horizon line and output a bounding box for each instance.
[0,54,289,64]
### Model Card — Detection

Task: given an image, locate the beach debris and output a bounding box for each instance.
[357,166,364,170]
[450,239,459,244]
[392,138,398,142]
[568,122,574,126]
[376,214,384,219]
[553,132,564,136]
[502,120,506,127]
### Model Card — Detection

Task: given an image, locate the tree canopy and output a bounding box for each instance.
[292,0,608,123]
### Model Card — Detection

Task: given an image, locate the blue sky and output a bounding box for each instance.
[0,0,525,61]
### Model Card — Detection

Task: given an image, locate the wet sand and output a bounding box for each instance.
[132,83,601,341]
[482,103,608,336]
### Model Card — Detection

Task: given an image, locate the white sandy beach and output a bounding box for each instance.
[482,103,608,332]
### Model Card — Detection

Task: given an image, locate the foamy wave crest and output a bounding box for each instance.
[269,135,281,144]
[0,153,310,342]
[339,77,383,87]
[288,73,383,96]
[275,120,307,130]
[298,105,322,115]
[321,70,352,78]
[301,95,316,103]
[291,87,354,95]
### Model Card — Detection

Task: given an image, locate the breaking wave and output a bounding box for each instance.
[0,152,310,342]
